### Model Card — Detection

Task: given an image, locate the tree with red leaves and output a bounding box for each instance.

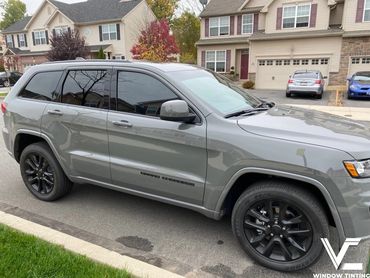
[131,19,179,62]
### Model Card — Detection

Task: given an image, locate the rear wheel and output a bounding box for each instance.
[3,80,10,87]
[20,142,73,201]
[232,181,329,272]
[286,92,291,98]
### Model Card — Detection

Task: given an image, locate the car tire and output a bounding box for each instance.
[316,93,323,99]
[3,80,10,87]
[20,142,73,202]
[286,92,291,98]
[231,180,329,272]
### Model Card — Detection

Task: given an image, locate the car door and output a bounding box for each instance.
[41,67,112,183]
[107,68,207,205]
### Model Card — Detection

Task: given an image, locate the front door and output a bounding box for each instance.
[107,69,207,205]
[240,51,249,80]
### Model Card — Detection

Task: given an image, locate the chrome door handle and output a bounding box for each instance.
[112,120,133,128]
[47,110,63,116]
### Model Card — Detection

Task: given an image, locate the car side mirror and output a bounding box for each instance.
[347,75,352,81]
[160,100,196,124]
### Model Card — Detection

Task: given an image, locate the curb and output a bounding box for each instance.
[0,211,184,278]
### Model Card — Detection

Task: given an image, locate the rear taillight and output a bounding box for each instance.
[288,79,294,84]
[1,102,6,114]
[315,80,321,85]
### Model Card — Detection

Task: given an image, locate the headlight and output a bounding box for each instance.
[350,85,357,90]
[344,160,370,178]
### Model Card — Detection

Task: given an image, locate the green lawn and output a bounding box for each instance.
[0,224,132,278]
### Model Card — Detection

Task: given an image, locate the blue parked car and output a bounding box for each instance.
[347,71,370,99]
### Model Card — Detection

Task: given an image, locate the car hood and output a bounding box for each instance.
[352,80,370,86]
[237,105,370,159]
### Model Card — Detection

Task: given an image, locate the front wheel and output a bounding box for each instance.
[232,181,329,272]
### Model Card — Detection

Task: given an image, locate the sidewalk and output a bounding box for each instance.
[291,105,370,122]
[0,211,184,278]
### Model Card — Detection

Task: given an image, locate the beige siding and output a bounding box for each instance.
[123,0,156,60]
[342,0,370,31]
[197,43,248,71]
[27,2,57,52]
[264,0,330,34]
[48,12,74,32]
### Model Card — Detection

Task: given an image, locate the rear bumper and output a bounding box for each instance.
[287,85,322,94]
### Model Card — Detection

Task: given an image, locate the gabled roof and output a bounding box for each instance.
[48,0,142,24]
[200,0,247,17]
[2,16,32,33]
[3,0,143,33]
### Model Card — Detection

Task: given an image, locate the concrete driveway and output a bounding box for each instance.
[0,115,369,277]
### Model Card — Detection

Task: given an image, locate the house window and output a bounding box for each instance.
[206,50,226,72]
[283,4,311,28]
[362,57,370,64]
[364,0,370,21]
[284,59,291,65]
[209,16,230,36]
[266,60,273,66]
[6,35,14,48]
[293,59,300,65]
[312,59,319,65]
[55,26,68,36]
[34,31,47,45]
[302,59,309,65]
[320,58,329,65]
[242,14,254,34]
[259,60,266,66]
[352,58,360,64]
[276,60,283,66]
[18,34,26,47]
[102,24,117,40]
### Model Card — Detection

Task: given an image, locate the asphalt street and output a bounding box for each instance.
[0,94,370,277]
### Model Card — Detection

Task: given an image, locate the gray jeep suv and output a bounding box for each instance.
[2,61,370,272]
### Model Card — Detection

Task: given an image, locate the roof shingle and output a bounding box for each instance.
[49,0,142,23]
[3,16,32,33]
[200,0,246,17]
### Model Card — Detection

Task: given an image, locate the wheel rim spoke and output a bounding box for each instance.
[282,215,303,226]
[262,239,275,257]
[244,220,267,232]
[247,209,270,223]
[287,229,311,236]
[287,236,306,253]
[277,238,293,261]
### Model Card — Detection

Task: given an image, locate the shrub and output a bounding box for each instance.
[242,80,255,89]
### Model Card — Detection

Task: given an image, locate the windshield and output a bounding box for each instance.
[353,72,370,82]
[168,69,262,116]
[293,72,319,79]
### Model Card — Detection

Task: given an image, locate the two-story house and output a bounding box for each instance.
[197,0,370,89]
[2,0,156,72]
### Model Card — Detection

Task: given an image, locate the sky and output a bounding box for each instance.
[22,0,203,16]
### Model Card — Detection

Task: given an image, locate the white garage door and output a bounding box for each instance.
[255,58,330,90]
[349,57,370,76]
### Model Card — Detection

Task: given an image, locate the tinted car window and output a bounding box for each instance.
[62,70,109,108]
[19,71,63,101]
[293,72,318,79]
[116,71,179,117]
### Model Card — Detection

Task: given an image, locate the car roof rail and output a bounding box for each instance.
[42,59,132,65]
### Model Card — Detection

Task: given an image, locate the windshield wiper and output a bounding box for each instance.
[225,108,269,118]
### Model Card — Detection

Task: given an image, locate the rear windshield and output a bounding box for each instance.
[293,72,319,79]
